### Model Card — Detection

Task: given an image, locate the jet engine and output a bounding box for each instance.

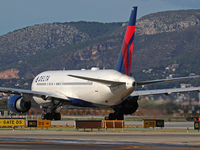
[113,96,139,115]
[8,95,31,114]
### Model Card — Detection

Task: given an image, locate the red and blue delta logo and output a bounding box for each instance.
[35,76,50,83]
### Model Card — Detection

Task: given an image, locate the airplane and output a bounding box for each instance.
[1,6,200,120]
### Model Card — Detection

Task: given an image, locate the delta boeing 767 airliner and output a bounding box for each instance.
[1,6,200,120]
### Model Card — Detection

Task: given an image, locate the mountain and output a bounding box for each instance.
[1,9,200,89]
[136,9,200,35]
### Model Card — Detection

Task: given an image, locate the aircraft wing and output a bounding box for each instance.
[0,87,69,101]
[131,87,200,97]
[136,76,200,86]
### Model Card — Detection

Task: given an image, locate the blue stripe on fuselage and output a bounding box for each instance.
[68,97,108,107]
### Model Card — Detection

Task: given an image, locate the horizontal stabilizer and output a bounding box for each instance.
[136,76,200,86]
[68,74,126,86]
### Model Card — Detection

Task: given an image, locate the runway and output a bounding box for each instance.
[2,141,199,150]
[0,129,200,149]
[0,138,200,150]
[0,130,200,143]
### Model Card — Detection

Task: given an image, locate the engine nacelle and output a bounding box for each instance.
[8,95,31,114]
[113,96,139,115]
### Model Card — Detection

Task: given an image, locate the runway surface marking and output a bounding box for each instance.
[0,140,200,150]
[0,137,200,149]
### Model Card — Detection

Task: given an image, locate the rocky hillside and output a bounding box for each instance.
[0,23,89,69]
[0,69,19,79]
[136,9,200,35]
[0,9,200,83]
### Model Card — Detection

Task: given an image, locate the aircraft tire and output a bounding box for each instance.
[42,114,46,120]
[42,113,61,120]
[53,113,61,120]
[116,114,124,120]
[108,113,124,120]
[108,113,115,120]
[45,113,54,120]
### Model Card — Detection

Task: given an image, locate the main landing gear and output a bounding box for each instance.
[42,99,62,120]
[42,112,61,120]
[107,112,124,120]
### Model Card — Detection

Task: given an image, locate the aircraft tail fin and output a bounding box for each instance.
[114,6,137,76]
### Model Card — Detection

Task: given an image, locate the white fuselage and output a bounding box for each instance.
[31,68,136,107]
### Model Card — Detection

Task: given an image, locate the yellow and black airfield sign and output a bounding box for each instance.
[143,119,164,128]
[28,120,37,127]
[156,120,164,127]
[194,121,200,130]
[28,120,51,127]
[37,120,51,127]
[0,118,25,126]
[143,120,156,128]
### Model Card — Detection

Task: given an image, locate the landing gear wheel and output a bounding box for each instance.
[45,113,54,120]
[108,113,124,120]
[42,107,48,120]
[41,99,63,120]
[42,114,46,120]
[53,113,61,120]
[42,113,61,120]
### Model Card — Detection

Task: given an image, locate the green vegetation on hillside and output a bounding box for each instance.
[138,9,200,25]
[65,21,123,38]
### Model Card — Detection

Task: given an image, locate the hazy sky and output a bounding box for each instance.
[0,0,200,36]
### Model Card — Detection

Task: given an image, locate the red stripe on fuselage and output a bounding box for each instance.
[122,25,135,75]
